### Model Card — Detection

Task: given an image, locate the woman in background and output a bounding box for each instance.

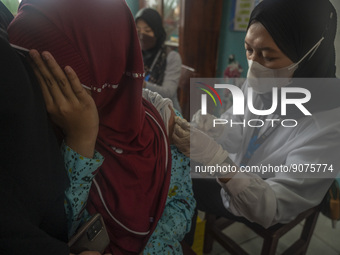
[136,8,182,113]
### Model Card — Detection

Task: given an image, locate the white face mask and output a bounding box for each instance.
[247,37,324,94]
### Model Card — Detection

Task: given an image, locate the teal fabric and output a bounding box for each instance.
[62,142,104,238]
[63,110,195,254]
[142,145,195,254]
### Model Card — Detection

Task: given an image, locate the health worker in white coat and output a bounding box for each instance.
[173,0,340,231]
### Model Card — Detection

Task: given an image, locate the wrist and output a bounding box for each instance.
[65,135,97,158]
[217,157,238,183]
[218,173,236,183]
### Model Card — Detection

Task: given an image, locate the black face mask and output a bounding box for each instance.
[138,33,157,51]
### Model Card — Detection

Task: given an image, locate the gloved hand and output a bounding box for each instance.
[172,116,229,166]
[191,110,225,139]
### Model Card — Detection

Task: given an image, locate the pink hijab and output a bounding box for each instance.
[8,0,171,253]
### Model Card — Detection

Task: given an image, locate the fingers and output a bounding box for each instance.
[29,50,65,103]
[172,122,190,153]
[28,54,54,108]
[29,50,79,104]
[172,123,190,157]
[191,110,213,132]
[173,123,189,137]
[64,65,91,100]
[174,116,190,130]
[41,51,77,101]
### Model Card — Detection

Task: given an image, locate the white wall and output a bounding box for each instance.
[330,0,340,78]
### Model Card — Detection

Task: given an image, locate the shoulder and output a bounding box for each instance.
[166,50,181,64]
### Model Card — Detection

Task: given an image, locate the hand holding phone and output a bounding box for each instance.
[68,213,110,254]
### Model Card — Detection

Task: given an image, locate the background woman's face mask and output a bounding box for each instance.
[247,37,324,94]
[138,33,156,51]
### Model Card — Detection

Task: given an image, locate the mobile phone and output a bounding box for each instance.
[68,213,110,254]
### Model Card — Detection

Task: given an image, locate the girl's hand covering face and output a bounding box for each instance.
[29,49,99,158]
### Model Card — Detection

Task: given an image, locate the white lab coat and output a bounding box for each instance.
[217,82,340,228]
